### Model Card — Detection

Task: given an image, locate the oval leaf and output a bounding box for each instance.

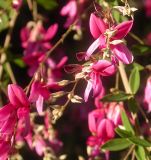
[129,67,140,94]
[101,138,132,151]
[129,137,151,147]
[135,146,146,160]
[101,92,133,102]
[115,128,133,138]
[121,110,135,134]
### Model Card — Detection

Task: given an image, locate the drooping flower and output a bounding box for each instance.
[105,102,123,126]
[20,22,58,76]
[83,60,116,102]
[29,81,50,115]
[60,0,85,28]
[86,13,134,64]
[0,84,30,159]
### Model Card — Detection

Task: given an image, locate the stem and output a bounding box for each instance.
[118,62,131,94]
[0,11,18,84]
[44,20,78,62]
[129,32,144,45]
[115,71,119,89]
[62,79,79,112]
[33,0,38,21]
[123,145,135,160]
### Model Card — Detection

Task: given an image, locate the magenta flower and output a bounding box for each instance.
[84,60,116,102]
[144,76,151,112]
[29,81,50,115]
[20,22,58,76]
[105,102,123,127]
[0,84,30,159]
[60,0,77,28]
[86,13,134,64]
[60,0,86,28]
[88,109,105,135]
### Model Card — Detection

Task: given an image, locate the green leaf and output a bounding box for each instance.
[132,44,151,56]
[115,127,133,138]
[121,110,135,134]
[129,67,140,94]
[101,138,132,151]
[135,146,146,160]
[37,0,58,10]
[13,58,25,68]
[129,137,151,147]
[101,92,133,102]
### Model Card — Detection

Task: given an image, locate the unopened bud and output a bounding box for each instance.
[51,91,66,98]
[58,80,69,86]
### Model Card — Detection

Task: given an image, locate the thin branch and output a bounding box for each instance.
[123,145,135,160]
[129,32,144,45]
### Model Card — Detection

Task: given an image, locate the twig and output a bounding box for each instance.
[118,62,132,94]
[0,11,18,84]
[129,32,144,45]
[123,145,135,160]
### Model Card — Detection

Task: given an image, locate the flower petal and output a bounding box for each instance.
[8,84,29,108]
[113,20,133,39]
[89,13,107,38]
[36,95,44,116]
[84,80,93,102]
[44,23,58,41]
[112,43,134,64]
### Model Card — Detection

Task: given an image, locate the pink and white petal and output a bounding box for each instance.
[29,81,40,102]
[17,107,30,137]
[88,112,97,133]
[56,56,68,69]
[89,13,107,38]
[35,138,46,156]
[86,37,101,60]
[44,23,58,41]
[84,80,93,102]
[0,104,15,121]
[113,20,133,39]
[36,95,44,116]
[1,112,17,135]
[112,43,134,64]
[8,84,29,108]
[92,73,102,97]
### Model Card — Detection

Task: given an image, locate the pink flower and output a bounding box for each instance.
[60,0,86,28]
[144,76,151,112]
[20,22,58,76]
[60,0,77,28]
[105,102,123,126]
[29,81,50,115]
[144,0,151,17]
[86,13,133,64]
[88,109,105,134]
[84,60,116,102]
[88,109,115,159]
[0,84,30,159]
